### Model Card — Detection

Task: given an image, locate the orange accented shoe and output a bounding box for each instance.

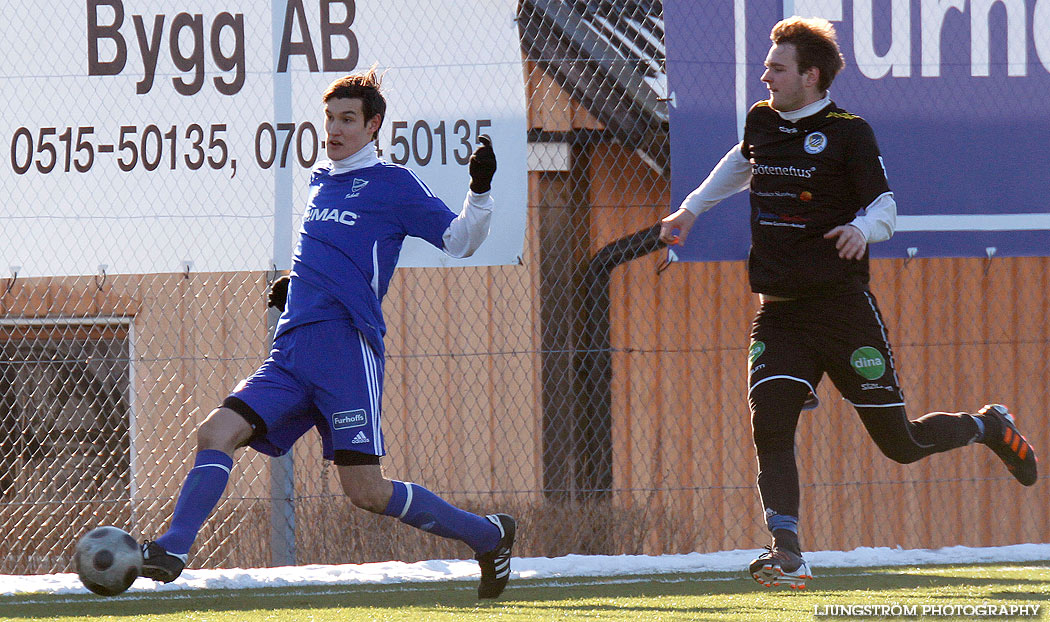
[749,531,813,590]
[978,404,1037,486]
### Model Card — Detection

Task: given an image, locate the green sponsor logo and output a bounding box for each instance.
[850,346,885,380]
[749,341,766,364]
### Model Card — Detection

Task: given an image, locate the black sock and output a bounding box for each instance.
[975,411,1003,443]
[772,529,801,555]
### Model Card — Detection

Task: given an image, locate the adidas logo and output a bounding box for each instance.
[495,562,509,577]
[352,431,370,444]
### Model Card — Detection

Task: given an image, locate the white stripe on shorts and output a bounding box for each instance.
[358,331,382,455]
[748,374,815,396]
[862,291,903,391]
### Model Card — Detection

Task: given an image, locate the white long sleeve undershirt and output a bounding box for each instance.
[441,191,493,258]
[678,143,752,217]
[848,192,895,243]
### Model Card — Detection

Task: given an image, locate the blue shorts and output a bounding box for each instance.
[225,320,385,463]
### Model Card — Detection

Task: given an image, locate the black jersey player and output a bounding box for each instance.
[658,17,1037,589]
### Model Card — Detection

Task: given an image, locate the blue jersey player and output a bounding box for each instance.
[141,71,516,599]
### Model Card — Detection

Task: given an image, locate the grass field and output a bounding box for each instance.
[3,563,1049,622]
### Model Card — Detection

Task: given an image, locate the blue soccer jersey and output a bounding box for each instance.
[275,151,458,356]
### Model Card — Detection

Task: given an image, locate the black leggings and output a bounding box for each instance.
[750,378,979,523]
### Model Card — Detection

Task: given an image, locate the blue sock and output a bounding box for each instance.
[970,414,986,443]
[766,512,799,534]
[382,481,500,553]
[155,449,234,555]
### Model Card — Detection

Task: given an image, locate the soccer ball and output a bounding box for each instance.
[74,526,143,596]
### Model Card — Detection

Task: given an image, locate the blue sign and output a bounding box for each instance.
[666,0,1050,260]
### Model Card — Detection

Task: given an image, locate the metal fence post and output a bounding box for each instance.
[268,0,295,568]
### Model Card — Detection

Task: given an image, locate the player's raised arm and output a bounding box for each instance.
[659,143,752,245]
[443,135,497,258]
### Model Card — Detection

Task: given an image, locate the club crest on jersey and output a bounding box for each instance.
[804,132,827,154]
[345,178,369,199]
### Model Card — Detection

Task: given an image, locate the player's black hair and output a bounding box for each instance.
[770,17,845,92]
[322,68,386,140]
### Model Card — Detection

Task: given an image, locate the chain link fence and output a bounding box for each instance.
[3,0,1049,576]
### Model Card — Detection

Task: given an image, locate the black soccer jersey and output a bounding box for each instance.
[741,100,891,298]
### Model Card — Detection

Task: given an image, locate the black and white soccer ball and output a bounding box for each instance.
[74,526,143,596]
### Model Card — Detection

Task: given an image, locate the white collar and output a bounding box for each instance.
[329,143,381,174]
[775,92,832,123]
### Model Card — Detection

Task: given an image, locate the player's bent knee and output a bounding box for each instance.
[338,464,392,514]
[872,439,924,464]
[344,487,388,513]
[752,422,799,455]
[750,379,810,454]
[754,433,796,456]
[867,432,925,464]
[856,406,925,464]
[196,407,251,454]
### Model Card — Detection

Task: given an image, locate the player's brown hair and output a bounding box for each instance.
[770,17,845,92]
[322,68,386,140]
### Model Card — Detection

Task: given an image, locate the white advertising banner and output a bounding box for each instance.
[0,0,527,276]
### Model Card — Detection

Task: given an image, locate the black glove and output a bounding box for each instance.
[468,134,496,193]
[268,275,289,312]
